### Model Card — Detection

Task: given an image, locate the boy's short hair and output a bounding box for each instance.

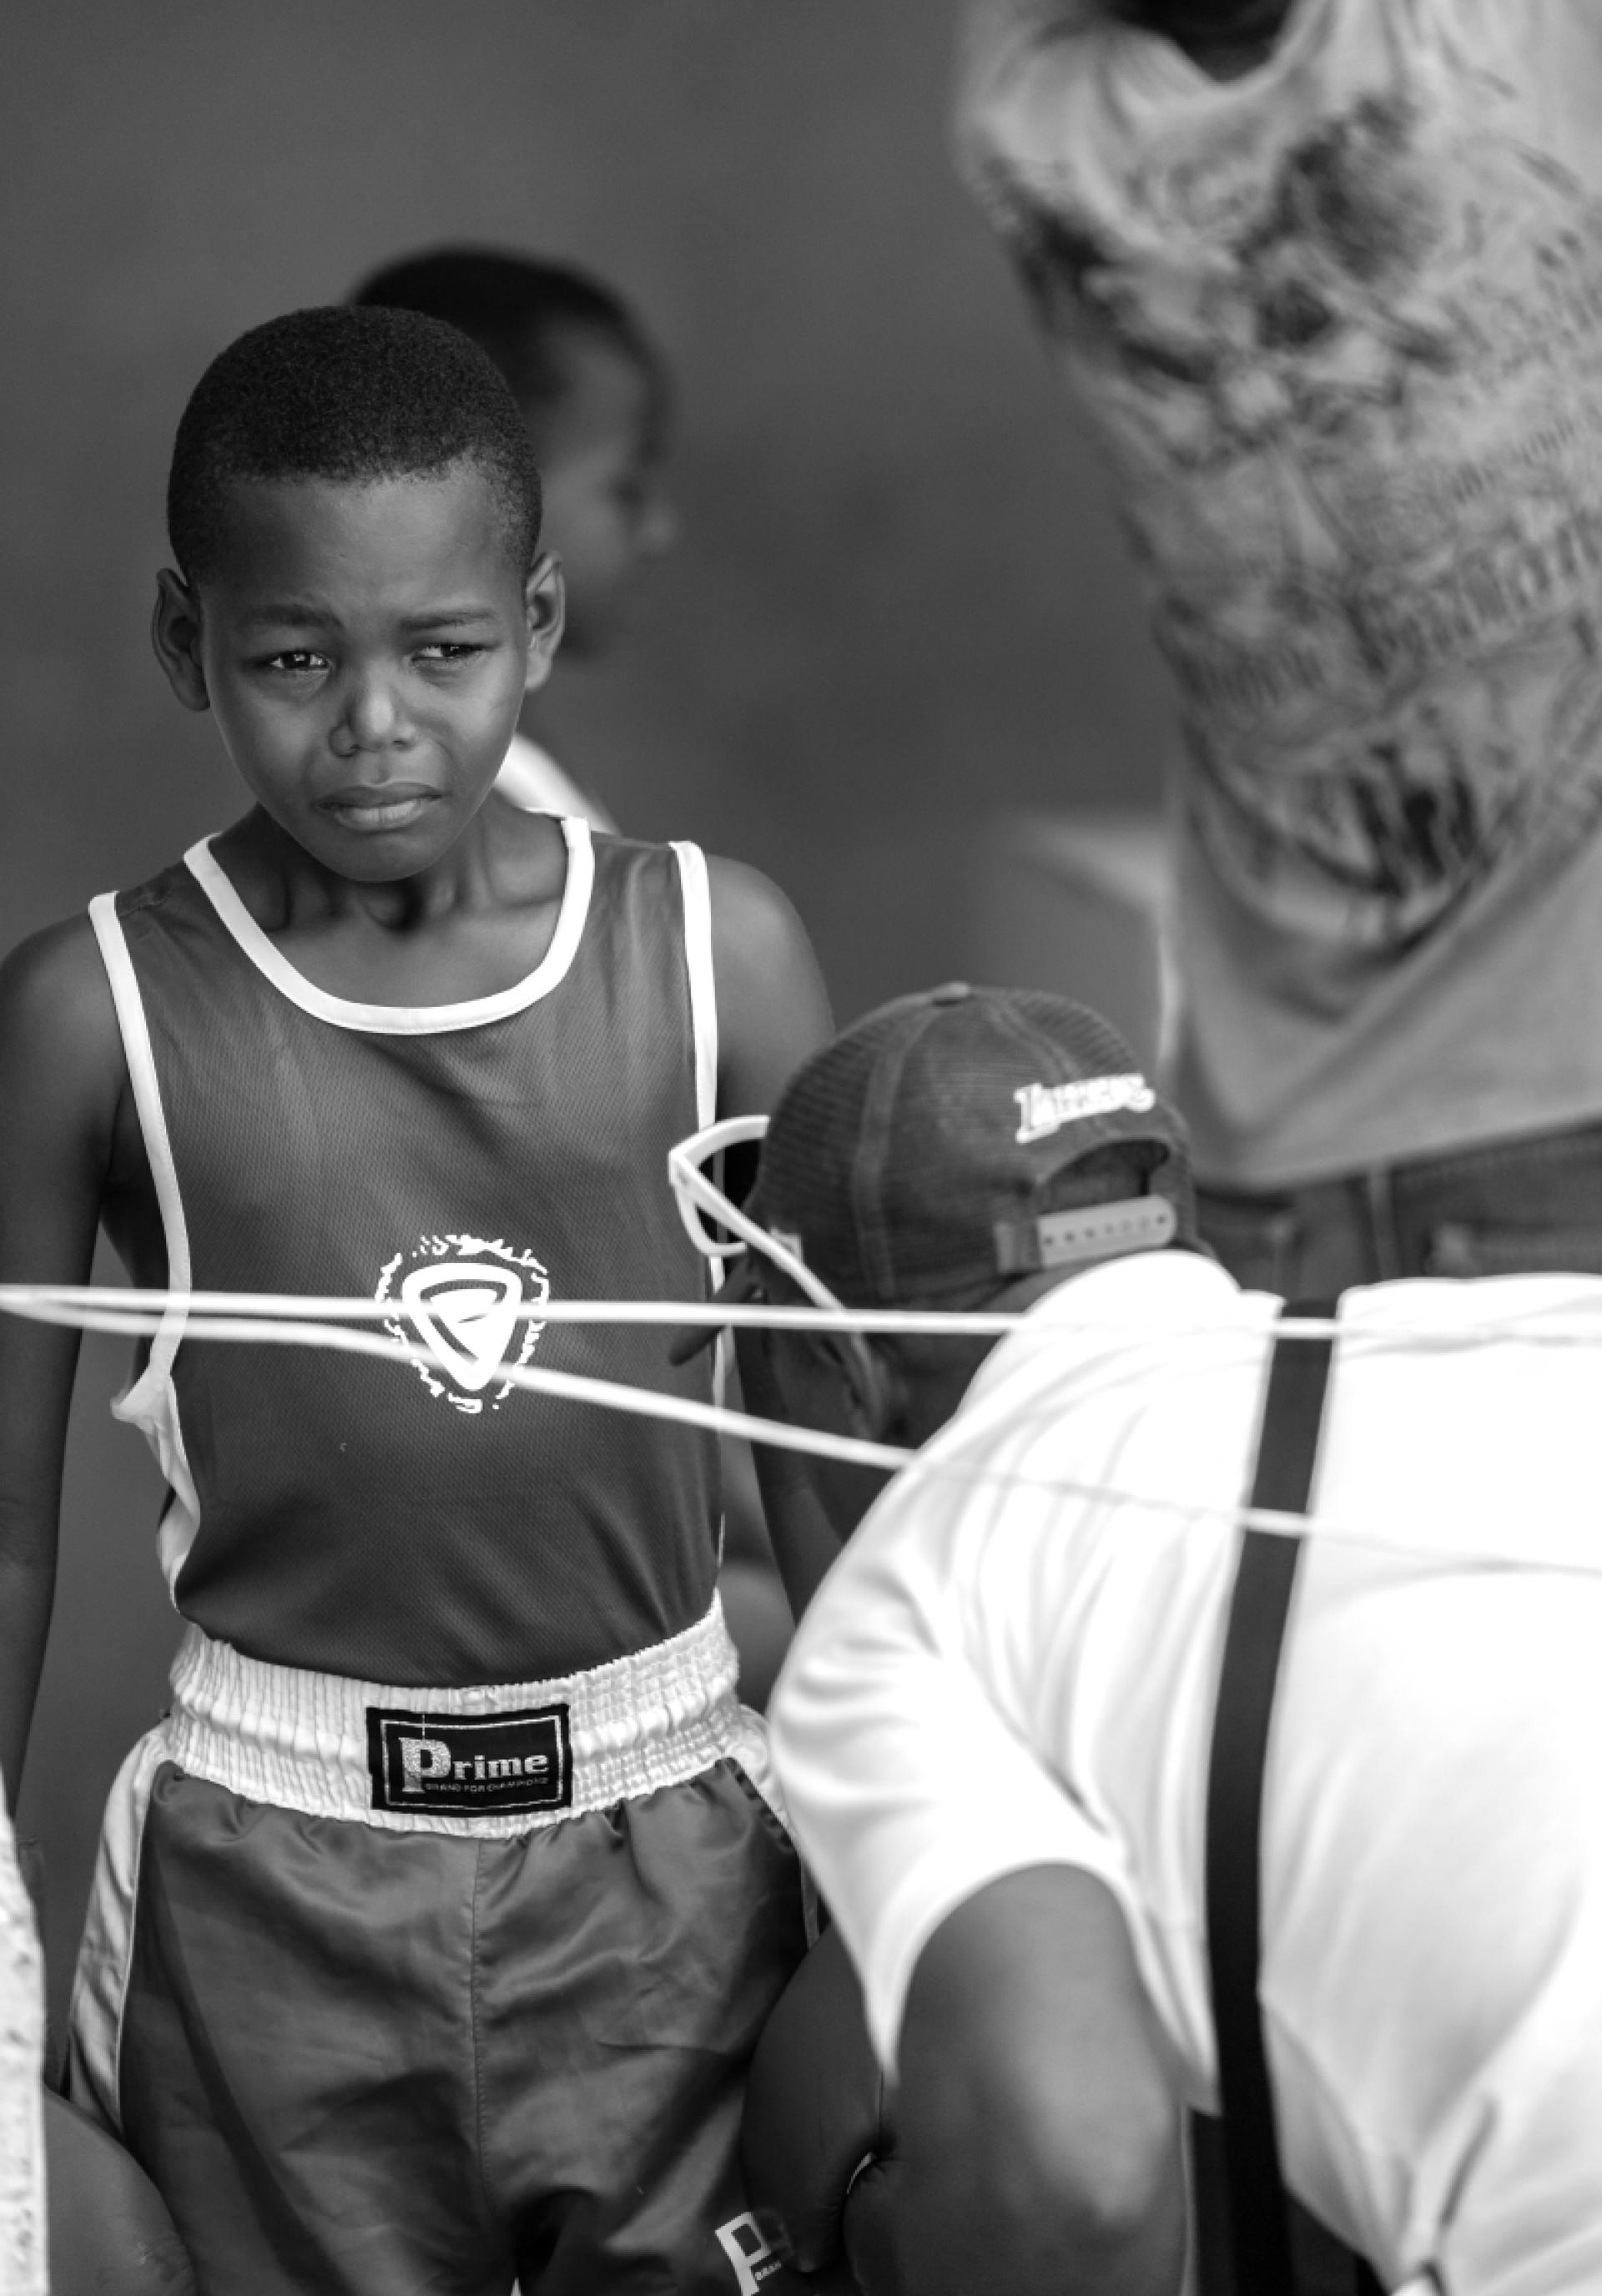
[167,304,543,587]
[350,247,668,445]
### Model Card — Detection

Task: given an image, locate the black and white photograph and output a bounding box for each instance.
[3,6,1601,2292]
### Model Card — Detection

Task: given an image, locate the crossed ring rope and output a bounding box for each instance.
[3,1281,1602,1573]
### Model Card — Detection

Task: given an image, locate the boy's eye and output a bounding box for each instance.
[260,650,326,674]
[416,642,486,664]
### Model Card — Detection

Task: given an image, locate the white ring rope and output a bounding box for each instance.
[13,1281,1602,1346]
[0,1284,1025,1337]
[0,1287,910,1474]
[5,1281,1602,1571]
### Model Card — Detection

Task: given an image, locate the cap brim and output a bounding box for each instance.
[667,1252,767,1367]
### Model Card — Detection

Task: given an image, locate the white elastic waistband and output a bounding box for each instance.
[159,1601,781,1836]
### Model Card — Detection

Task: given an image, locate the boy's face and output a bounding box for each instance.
[533,331,673,660]
[155,461,561,880]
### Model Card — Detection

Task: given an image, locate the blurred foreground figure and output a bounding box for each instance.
[3,1787,195,2293]
[732,984,1602,2294]
[0,1782,45,2295]
[960,1,1602,1295]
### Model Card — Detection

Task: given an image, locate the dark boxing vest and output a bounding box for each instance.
[90,820,723,1688]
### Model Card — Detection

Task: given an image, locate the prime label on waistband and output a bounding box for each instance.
[365,1704,573,1817]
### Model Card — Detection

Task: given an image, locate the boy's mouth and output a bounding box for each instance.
[320,785,440,834]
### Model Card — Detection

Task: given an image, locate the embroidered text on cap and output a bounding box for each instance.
[1014,1075,1156,1145]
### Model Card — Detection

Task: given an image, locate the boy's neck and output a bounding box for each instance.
[214,797,567,962]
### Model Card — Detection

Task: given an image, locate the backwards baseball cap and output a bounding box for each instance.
[745,983,1195,1307]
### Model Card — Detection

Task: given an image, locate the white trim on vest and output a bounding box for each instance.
[88,894,202,1599]
[673,841,718,1130]
[671,842,728,1406]
[182,817,597,1035]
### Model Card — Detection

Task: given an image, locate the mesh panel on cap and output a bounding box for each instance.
[751,994,930,1304]
[878,999,1127,1297]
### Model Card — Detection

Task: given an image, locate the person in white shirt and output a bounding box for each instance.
[353,246,679,834]
[959,0,1602,1301]
[703,982,1602,2295]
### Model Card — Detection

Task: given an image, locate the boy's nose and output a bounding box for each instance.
[335,672,411,752]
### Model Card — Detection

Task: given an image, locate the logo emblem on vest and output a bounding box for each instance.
[366,1704,573,1818]
[376,1233,550,1415]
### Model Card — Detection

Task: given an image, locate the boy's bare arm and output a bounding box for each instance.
[707,858,833,1121]
[0,921,126,1806]
[897,1865,1186,2296]
[705,859,842,1612]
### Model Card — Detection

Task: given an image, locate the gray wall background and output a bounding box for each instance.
[2,0,1172,2031]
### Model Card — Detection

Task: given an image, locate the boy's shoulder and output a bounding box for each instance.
[0,829,219,1087]
[702,853,834,1110]
[703,852,812,961]
[6,850,201,968]
[104,851,199,920]
[0,908,127,1140]
[587,836,822,1030]
[0,850,200,1048]
[0,909,113,1039]
[587,830,810,967]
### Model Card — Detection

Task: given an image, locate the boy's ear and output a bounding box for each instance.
[522,551,566,697]
[151,569,210,713]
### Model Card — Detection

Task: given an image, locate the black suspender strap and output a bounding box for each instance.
[1204,1301,1335,2296]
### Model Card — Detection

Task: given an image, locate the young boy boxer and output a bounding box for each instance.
[0,303,829,2296]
